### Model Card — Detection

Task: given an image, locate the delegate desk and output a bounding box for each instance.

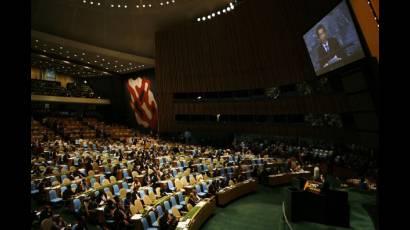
[216,179,257,206]
[176,197,216,230]
[285,185,350,228]
[268,171,311,186]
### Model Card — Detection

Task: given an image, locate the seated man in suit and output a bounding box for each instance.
[316,24,347,69]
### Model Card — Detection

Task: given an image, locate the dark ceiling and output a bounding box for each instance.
[31,0,233,59]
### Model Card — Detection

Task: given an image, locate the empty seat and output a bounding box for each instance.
[73,198,81,213]
[170,196,182,210]
[156,205,165,218]
[138,190,145,199]
[134,199,144,213]
[167,180,176,192]
[99,175,105,184]
[49,190,62,203]
[149,191,156,202]
[156,187,161,197]
[119,188,127,199]
[60,175,67,183]
[171,206,182,219]
[201,182,208,193]
[71,183,77,193]
[143,194,153,206]
[60,186,67,197]
[177,192,185,206]
[102,179,111,186]
[148,211,159,227]
[122,182,132,193]
[141,217,158,230]
[163,201,172,214]
[113,185,120,196]
[123,170,132,181]
[172,169,177,177]
[90,177,95,187]
[195,184,206,197]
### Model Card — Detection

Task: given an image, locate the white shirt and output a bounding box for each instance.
[322,41,330,53]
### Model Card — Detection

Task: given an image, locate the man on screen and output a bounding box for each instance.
[316,24,346,69]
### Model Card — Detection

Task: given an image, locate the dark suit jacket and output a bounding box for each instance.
[317,37,346,68]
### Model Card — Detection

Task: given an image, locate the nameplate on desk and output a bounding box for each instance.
[177,219,190,228]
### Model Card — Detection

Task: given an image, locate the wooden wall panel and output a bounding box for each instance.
[155,0,363,137]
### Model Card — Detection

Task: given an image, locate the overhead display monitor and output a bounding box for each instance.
[303,0,366,76]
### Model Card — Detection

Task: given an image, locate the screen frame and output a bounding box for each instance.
[303,0,372,77]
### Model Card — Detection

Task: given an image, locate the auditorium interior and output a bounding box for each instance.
[31,0,379,229]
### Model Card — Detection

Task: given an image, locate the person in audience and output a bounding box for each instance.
[39,205,53,224]
[72,216,88,230]
[208,182,217,195]
[165,213,178,230]
[189,190,201,205]
[52,215,68,229]
[123,192,132,210]
[63,184,75,201]
[131,178,141,191]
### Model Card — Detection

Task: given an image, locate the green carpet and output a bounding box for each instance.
[201,185,377,230]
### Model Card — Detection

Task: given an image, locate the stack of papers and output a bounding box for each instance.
[177,219,190,229]
[131,214,142,220]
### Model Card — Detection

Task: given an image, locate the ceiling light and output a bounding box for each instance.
[94,60,97,63]
[143,4,145,7]
[111,4,114,7]
[118,4,121,8]
[97,2,100,6]
[74,54,77,57]
[80,58,84,60]
[90,1,93,4]
[60,46,63,49]
[230,2,234,8]
[136,5,139,8]
[35,40,39,42]
[160,2,163,6]
[166,1,169,4]
[43,50,46,52]
[202,17,206,21]
[223,9,226,13]
[66,56,70,58]
[207,15,211,19]
[172,0,175,3]
[227,7,231,11]
[83,0,86,3]
[148,4,152,7]
[212,13,215,17]
[107,62,110,64]
[82,52,85,55]
[197,18,201,22]
[129,63,132,65]
[217,11,221,15]
[51,48,54,51]
[124,5,128,8]
[84,80,87,84]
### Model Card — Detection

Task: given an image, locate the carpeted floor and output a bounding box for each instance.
[201,185,377,230]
